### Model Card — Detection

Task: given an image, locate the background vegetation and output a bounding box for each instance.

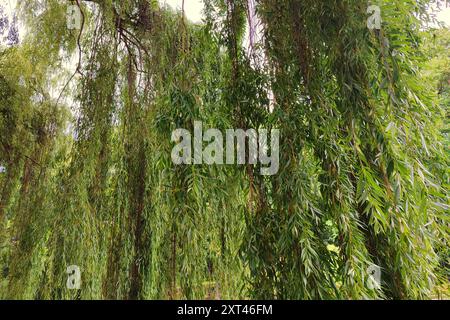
[0,0,448,300]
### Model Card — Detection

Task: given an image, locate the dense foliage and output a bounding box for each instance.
[0,0,448,300]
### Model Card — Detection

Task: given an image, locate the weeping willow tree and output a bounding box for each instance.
[0,0,448,300]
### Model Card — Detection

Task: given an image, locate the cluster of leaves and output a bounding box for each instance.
[420,27,450,285]
[0,6,19,46]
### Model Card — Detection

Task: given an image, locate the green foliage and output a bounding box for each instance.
[0,0,448,300]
